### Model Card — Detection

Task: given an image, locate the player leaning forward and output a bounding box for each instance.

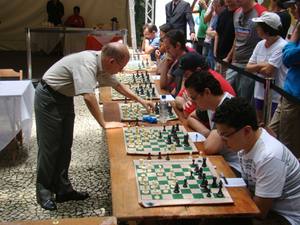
[34,42,154,211]
[213,97,300,225]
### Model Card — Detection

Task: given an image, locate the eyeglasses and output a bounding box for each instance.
[218,126,244,140]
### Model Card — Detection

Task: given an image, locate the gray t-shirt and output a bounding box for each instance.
[233,4,266,64]
[43,51,119,96]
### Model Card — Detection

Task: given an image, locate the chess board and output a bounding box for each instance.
[111,84,160,100]
[123,125,198,155]
[116,72,154,84]
[119,102,178,121]
[124,59,153,71]
[134,158,233,207]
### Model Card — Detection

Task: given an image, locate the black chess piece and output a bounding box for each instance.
[206,188,211,197]
[202,157,207,168]
[183,134,190,147]
[146,90,150,97]
[159,131,162,139]
[217,185,224,198]
[183,179,188,188]
[194,164,199,173]
[198,168,203,179]
[166,135,172,144]
[192,159,195,166]
[158,152,162,159]
[149,83,152,88]
[151,87,155,96]
[176,124,179,131]
[189,171,194,179]
[165,153,170,160]
[219,180,223,189]
[212,176,218,188]
[140,87,144,95]
[174,182,180,193]
[163,125,166,131]
[147,152,151,160]
[175,138,181,147]
[200,177,207,188]
[124,97,127,104]
[133,75,136,83]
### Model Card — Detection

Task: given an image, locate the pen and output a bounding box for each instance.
[221,172,228,185]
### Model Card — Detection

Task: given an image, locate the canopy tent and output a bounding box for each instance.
[0,0,133,50]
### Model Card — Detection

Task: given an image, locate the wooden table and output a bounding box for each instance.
[101,76,259,222]
[0,217,117,225]
[103,106,259,222]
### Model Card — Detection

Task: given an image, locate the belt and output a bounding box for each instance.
[40,79,67,98]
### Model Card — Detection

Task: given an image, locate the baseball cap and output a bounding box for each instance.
[172,52,208,78]
[252,12,282,31]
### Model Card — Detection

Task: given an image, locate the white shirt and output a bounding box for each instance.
[248,37,287,103]
[238,128,300,225]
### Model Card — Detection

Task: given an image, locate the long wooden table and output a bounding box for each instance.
[101,75,259,222]
[0,217,117,225]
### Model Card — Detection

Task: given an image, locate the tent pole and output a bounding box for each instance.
[128,0,137,49]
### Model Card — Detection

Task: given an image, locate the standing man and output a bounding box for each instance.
[47,0,64,26]
[225,0,266,102]
[165,0,196,40]
[35,43,154,211]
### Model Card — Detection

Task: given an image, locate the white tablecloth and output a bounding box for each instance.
[0,80,35,150]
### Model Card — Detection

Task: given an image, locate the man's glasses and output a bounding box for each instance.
[218,126,244,140]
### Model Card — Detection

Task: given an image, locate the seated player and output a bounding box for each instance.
[141,24,160,61]
[185,71,241,174]
[213,97,300,225]
[64,6,85,28]
[174,52,236,118]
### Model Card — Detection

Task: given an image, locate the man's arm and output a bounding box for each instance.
[83,93,124,128]
[114,83,154,111]
[203,130,224,154]
[253,196,274,219]
[159,57,175,89]
[223,38,235,63]
[185,3,196,39]
[187,110,211,137]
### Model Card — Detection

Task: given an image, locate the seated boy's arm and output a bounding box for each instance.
[253,196,274,219]
[203,130,224,154]
[187,111,210,137]
[175,96,185,110]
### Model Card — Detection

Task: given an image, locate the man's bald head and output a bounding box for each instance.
[102,42,130,64]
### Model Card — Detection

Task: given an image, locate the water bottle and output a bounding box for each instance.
[159,95,168,124]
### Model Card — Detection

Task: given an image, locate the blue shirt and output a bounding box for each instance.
[282,42,300,100]
[149,36,160,61]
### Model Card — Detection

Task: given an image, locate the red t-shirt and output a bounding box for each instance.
[177,69,236,115]
[65,15,85,28]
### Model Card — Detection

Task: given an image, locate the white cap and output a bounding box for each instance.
[252,12,282,30]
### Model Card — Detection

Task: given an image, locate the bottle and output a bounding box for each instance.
[159,95,168,124]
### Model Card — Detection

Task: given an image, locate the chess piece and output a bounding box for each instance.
[151,87,155,96]
[194,164,199,173]
[146,89,150,98]
[147,152,152,160]
[167,104,173,116]
[183,134,190,147]
[175,138,181,147]
[155,102,160,115]
[212,176,218,188]
[198,168,203,179]
[189,171,194,179]
[135,118,139,126]
[163,125,166,132]
[192,159,195,166]
[176,124,179,131]
[207,188,211,197]
[217,184,224,198]
[159,131,162,139]
[166,135,172,144]
[183,179,188,188]
[158,152,162,159]
[174,182,180,193]
[124,97,127,104]
[202,157,207,168]
[165,153,170,160]
[200,176,207,187]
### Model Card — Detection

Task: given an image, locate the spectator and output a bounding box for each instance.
[64,6,85,28]
[225,0,266,102]
[213,97,300,225]
[270,0,292,39]
[165,0,196,40]
[214,0,238,76]
[47,0,64,26]
[269,14,300,158]
[246,12,287,123]
[185,72,241,175]
[141,24,160,61]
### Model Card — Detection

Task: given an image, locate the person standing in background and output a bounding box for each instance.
[165,0,196,41]
[47,0,64,26]
[64,6,85,28]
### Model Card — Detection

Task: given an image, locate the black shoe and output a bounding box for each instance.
[56,190,89,203]
[38,198,57,211]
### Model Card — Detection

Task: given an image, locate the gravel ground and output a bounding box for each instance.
[0,96,111,222]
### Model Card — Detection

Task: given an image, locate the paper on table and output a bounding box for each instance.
[188,132,206,142]
[160,94,175,101]
[152,75,160,80]
[221,178,247,187]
